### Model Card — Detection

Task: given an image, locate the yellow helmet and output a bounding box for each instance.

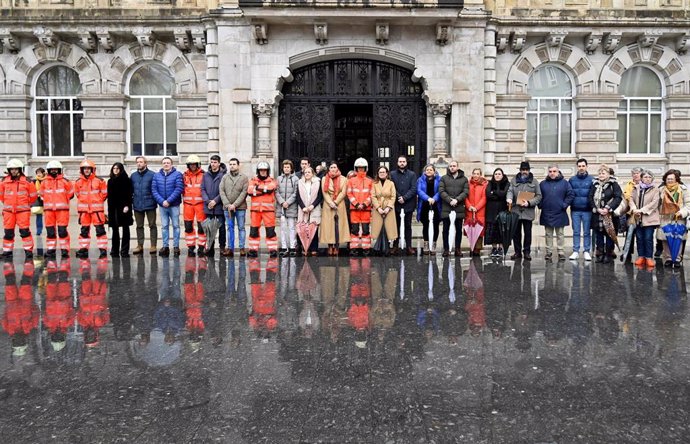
[7,159,24,170]
[186,154,201,165]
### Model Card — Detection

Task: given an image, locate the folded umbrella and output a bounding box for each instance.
[601,212,620,250]
[372,215,390,255]
[620,215,638,262]
[448,260,456,303]
[463,260,483,291]
[201,217,223,250]
[496,210,520,258]
[463,211,484,252]
[448,211,457,254]
[662,221,687,262]
[399,259,405,301]
[399,208,406,249]
[428,209,435,253]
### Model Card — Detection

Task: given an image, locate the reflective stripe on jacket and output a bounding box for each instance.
[248,176,277,212]
[41,175,74,211]
[74,174,107,213]
[0,175,38,213]
[183,169,205,205]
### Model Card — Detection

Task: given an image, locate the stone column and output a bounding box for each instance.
[252,102,274,157]
[430,102,451,159]
[664,95,690,175]
[573,94,622,166]
[483,25,497,172]
[0,96,31,162]
[205,23,220,154]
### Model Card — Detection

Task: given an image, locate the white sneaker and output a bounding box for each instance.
[569,252,579,260]
[583,251,592,261]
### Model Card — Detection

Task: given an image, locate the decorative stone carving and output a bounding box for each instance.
[496,32,510,54]
[603,32,622,55]
[253,24,268,45]
[281,68,294,83]
[252,100,275,155]
[77,28,97,53]
[584,32,602,55]
[314,23,327,45]
[638,30,662,48]
[511,31,526,54]
[436,24,450,46]
[375,23,389,46]
[0,29,20,53]
[252,102,274,117]
[133,26,155,47]
[545,31,567,48]
[190,27,206,52]
[96,27,114,53]
[34,26,58,47]
[430,102,452,116]
[676,33,690,55]
[174,28,191,52]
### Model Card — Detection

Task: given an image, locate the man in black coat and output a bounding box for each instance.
[390,155,417,255]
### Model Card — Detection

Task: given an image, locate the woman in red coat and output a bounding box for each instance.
[465,168,488,257]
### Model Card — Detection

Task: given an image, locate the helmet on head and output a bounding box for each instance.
[354,157,368,171]
[79,159,96,169]
[7,159,24,170]
[46,160,63,171]
[256,161,271,175]
[186,154,201,165]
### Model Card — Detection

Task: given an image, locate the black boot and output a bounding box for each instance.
[99,249,108,258]
[188,246,196,257]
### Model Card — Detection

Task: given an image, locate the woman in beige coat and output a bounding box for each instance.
[319,162,351,255]
[628,169,660,268]
[371,166,398,254]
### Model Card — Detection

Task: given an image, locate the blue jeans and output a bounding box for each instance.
[635,225,656,259]
[159,205,180,248]
[571,210,591,252]
[224,209,246,249]
[35,213,43,235]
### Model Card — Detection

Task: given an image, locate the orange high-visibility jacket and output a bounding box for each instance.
[248,176,277,212]
[183,169,205,205]
[347,174,373,209]
[41,174,74,211]
[0,175,38,213]
[74,174,107,213]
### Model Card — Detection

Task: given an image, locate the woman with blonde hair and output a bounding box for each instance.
[587,164,623,263]
[370,166,398,255]
[296,167,322,256]
[628,169,660,269]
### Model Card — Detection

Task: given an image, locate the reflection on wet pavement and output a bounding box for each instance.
[1,255,688,442]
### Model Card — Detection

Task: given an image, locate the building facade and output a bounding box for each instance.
[0,0,689,179]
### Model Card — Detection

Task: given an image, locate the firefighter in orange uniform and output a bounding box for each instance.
[77,258,110,347]
[247,162,278,258]
[44,260,75,351]
[74,159,108,258]
[347,158,373,256]
[2,261,38,357]
[41,160,74,259]
[0,159,38,260]
[183,155,207,257]
[348,257,371,348]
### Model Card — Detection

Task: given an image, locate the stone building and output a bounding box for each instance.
[0,0,689,179]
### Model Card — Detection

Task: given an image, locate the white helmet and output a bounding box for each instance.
[256,161,271,175]
[186,154,201,165]
[354,157,368,171]
[46,160,63,171]
[7,159,24,170]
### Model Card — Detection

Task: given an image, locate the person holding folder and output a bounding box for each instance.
[506,161,542,260]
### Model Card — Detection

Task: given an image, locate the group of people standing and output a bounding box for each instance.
[1,155,688,265]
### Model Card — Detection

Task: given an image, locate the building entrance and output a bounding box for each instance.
[278,59,427,173]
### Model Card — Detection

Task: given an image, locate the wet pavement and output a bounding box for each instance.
[1,253,688,443]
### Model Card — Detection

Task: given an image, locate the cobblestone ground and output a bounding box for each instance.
[0,253,688,443]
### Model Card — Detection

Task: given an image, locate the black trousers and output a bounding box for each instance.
[111,226,131,253]
[512,220,533,255]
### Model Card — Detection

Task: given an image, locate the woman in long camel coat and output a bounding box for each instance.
[319,162,351,255]
[371,166,398,252]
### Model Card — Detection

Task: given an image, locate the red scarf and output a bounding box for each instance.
[324,169,342,197]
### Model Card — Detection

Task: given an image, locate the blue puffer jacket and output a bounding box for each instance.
[152,167,184,207]
[130,168,156,212]
[568,172,593,212]
[416,173,442,221]
[539,173,574,227]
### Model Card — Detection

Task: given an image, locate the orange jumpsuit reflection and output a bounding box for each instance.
[77,259,110,347]
[248,258,278,338]
[2,262,38,356]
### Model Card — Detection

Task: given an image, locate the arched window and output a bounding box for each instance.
[35,66,83,157]
[526,66,573,154]
[129,64,177,156]
[617,66,663,154]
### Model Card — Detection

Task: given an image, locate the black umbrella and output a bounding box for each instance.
[496,210,520,257]
[372,216,389,256]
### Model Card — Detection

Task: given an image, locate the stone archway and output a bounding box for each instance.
[278,58,427,173]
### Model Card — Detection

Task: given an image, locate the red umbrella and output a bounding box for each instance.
[463,260,483,291]
[297,221,318,255]
[296,260,318,294]
[463,211,484,252]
